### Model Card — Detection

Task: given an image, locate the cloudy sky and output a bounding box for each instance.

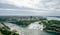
[0,0,60,16]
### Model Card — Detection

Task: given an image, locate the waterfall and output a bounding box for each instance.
[3,22,57,35]
[27,21,44,30]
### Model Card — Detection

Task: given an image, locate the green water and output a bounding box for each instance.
[24,29,58,35]
[4,22,59,35]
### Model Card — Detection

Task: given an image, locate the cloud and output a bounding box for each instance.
[0,10,40,16]
[0,0,42,9]
[0,0,60,16]
[0,0,60,10]
[0,8,16,10]
[0,3,20,9]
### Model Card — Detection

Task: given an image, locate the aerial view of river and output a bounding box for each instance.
[3,21,58,35]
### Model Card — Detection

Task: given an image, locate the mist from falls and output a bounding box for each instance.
[3,21,57,35]
[27,21,43,30]
[4,21,44,35]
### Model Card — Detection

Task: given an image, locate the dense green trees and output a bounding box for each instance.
[48,20,60,24]
[13,20,37,27]
[43,20,60,33]
[0,23,19,35]
[0,27,19,35]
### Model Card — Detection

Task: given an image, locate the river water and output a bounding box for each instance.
[3,21,58,35]
[47,17,60,20]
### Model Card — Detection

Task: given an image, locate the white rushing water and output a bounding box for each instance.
[27,21,43,30]
[3,21,44,35]
[3,21,56,35]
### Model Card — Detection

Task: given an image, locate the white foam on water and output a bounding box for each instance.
[27,21,43,30]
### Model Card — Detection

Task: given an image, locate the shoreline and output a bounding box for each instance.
[45,29,60,34]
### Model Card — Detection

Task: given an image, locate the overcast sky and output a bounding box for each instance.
[0,0,60,16]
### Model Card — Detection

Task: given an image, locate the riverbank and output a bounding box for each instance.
[0,22,19,35]
[45,26,60,34]
[3,22,57,35]
[0,16,60,35]
[43,20,60,34]
[8,18,60,34]
[45,30,60,34]
[10,20,38,27]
